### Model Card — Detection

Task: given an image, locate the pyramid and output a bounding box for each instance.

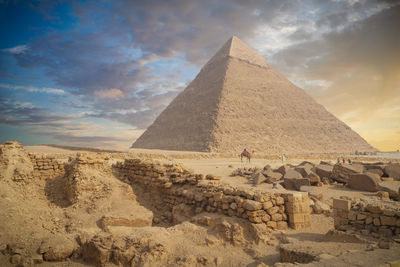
[132,36,376,154]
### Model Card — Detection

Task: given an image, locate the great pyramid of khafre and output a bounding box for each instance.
[132,36,376,154]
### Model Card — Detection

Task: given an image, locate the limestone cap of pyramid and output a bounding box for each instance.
[203,35,268,69]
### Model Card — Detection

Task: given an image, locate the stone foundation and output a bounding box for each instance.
[113,159,311,229]
[333,198,400,238]
[29,153,66,179]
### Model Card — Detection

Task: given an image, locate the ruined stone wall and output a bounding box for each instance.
[113,159,311,230]
[28,153,66,179]
[333,198,400,238]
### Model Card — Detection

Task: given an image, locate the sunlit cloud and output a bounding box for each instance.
[94,88,124,99]
[0,83,66,94]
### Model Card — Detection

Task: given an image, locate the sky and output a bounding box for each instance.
[0,0,399,151]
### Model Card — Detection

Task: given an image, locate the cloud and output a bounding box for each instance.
[1,45,28,54]
[0,83,66,94]
[2,0,399,150]
[94,88,124,99]
[0,96,135,150]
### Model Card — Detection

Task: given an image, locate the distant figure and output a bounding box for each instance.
[342,158,345,164]
[240,148,251,163]
[281,154,287,161]
[348,159,352,164]
[337,157,340,164]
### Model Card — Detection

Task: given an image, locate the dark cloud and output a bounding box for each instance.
[271,4,400,83]
[2,0,399,150]
[0,95,71,127]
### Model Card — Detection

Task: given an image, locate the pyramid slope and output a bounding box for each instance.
[132,53,229,151]
[209,57,375,154]
[132,36,376,154]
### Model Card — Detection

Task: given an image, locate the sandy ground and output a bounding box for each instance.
[1,145,398,267]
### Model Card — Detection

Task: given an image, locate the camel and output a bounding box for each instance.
[240,151,251,163]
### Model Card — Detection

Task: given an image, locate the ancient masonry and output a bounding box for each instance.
[112,159,310,229]
[1,141,311,230]
[333,198,400,237]
[132,36,376,154]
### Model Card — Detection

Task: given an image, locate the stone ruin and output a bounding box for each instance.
[231,159,400,201]
[112,159,311,230]
[1,141,400,266]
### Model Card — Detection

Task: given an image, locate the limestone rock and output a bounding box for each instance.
[294,166,312,178]
[276,165,291,176]
[308,171,321,185]
[314,164,333,179]
[283,169,302,180]
[99,209,153,229]
[331,163,364,183]
[265,172,283,184]
[365,168,384,177]
[283,178,310,191]
[377,181,400,200]
[81,234,113,266]
[0,141,34,182]
[348,172,381,192]
[39,235,77,261]
[384,163,400,181]
[243,200,262,211]
[252,171,266,185]
[311,199,331,214]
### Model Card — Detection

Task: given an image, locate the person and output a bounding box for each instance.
[348,159,352,164]
[243,148,248,153]
[342,158,345,164]
[337,157,340,164]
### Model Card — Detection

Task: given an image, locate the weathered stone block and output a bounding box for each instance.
[380,216,396,226]
[243,200,262,211]
[333,198,351,211]
[271,213,283,221]
[263,201,273,210]
[267,206,279,215]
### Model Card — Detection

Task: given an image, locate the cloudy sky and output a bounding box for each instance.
[0,0,399,151]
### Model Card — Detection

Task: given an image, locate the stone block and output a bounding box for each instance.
[263,201,273,210]
[287,192,307,203]
[276,196,284,205]
[357,214,367,220]
[333,198,351,211]
[271,213,283,221]
[277,221,288,230]
[380,216,396,226]
[286,202,310,214]
[267,221,277,229]
[267,206,279,215]
[373,218,381,226]
[289,213,306,224]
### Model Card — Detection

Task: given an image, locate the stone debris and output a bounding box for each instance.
[0,141,399,267]
[333,198,400,238]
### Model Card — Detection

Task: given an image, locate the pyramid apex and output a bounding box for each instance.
[205,35,268,68]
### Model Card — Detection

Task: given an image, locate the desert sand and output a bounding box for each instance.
[1,142,399,267]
